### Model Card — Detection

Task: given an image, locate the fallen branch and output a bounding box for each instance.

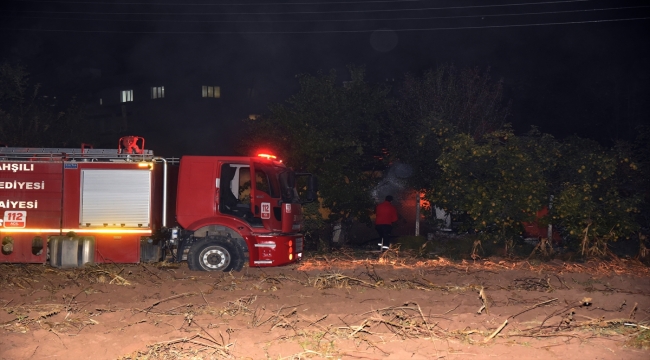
[478,287,489,315]
[510,298,558,319]
[140,264,162,281]
[348,319,370,338]
[484,319,508,343]
[142,292,197,314]
[477,305,486,315]
[629,302,638,320]
[443,302,461,315]
[152,333,232,355]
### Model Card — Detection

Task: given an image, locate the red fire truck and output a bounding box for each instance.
[0,137,316,271]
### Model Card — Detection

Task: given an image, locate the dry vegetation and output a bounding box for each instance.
[1,250,649,359]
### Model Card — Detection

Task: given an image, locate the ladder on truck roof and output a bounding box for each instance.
[0,147,155,162]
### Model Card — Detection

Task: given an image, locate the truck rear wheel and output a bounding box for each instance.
[187,236,244,272]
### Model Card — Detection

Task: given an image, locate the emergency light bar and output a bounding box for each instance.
[257,153,277,160]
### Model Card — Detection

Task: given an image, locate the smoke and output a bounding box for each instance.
[371,162,413,203]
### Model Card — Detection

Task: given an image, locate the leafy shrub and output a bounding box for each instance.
[429,127,547,252]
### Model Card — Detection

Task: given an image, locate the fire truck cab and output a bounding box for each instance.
[172,154,316,271]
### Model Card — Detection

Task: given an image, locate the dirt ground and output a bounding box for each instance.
[1,251,650,360]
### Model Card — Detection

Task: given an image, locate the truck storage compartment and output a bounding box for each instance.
[49,236,95,268]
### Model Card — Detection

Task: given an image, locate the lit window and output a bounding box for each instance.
[202,86,220,98]
[121,90,133,103]
[151,86,164,99]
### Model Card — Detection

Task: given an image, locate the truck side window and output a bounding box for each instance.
[255,169,271,195]
[255,163,280,198]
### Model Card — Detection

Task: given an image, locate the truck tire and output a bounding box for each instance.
[187,236,244,272]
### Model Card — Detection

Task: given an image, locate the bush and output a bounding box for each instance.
[429,127,547,252]
[553,137,641,256]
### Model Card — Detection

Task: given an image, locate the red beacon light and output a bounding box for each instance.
[257,153,277,160]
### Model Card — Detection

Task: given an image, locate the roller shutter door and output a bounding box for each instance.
[80,169,151,228]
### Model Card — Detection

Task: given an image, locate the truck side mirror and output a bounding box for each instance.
[279,171,296,200]
[279,171,295,188]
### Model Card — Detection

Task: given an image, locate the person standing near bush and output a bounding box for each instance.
[375,195,398,250]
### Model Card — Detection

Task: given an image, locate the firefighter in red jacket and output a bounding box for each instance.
[375,195,398,250]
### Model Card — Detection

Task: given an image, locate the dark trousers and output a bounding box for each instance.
[375,224,393,247]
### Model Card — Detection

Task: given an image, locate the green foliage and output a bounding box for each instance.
[241,63,647,258]
[553,137,642,256]
[242,65,392,224]
[627,329,650,350]
[429,127,547,247]
[301,201,328,251]
[615,126,650,232]
[519,127,562,183]
[391,116,453,192]
[427,126,642,257]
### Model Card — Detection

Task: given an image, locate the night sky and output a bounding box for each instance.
[1,0,649,155]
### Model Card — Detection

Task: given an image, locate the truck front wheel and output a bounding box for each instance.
[187,237,243,272]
